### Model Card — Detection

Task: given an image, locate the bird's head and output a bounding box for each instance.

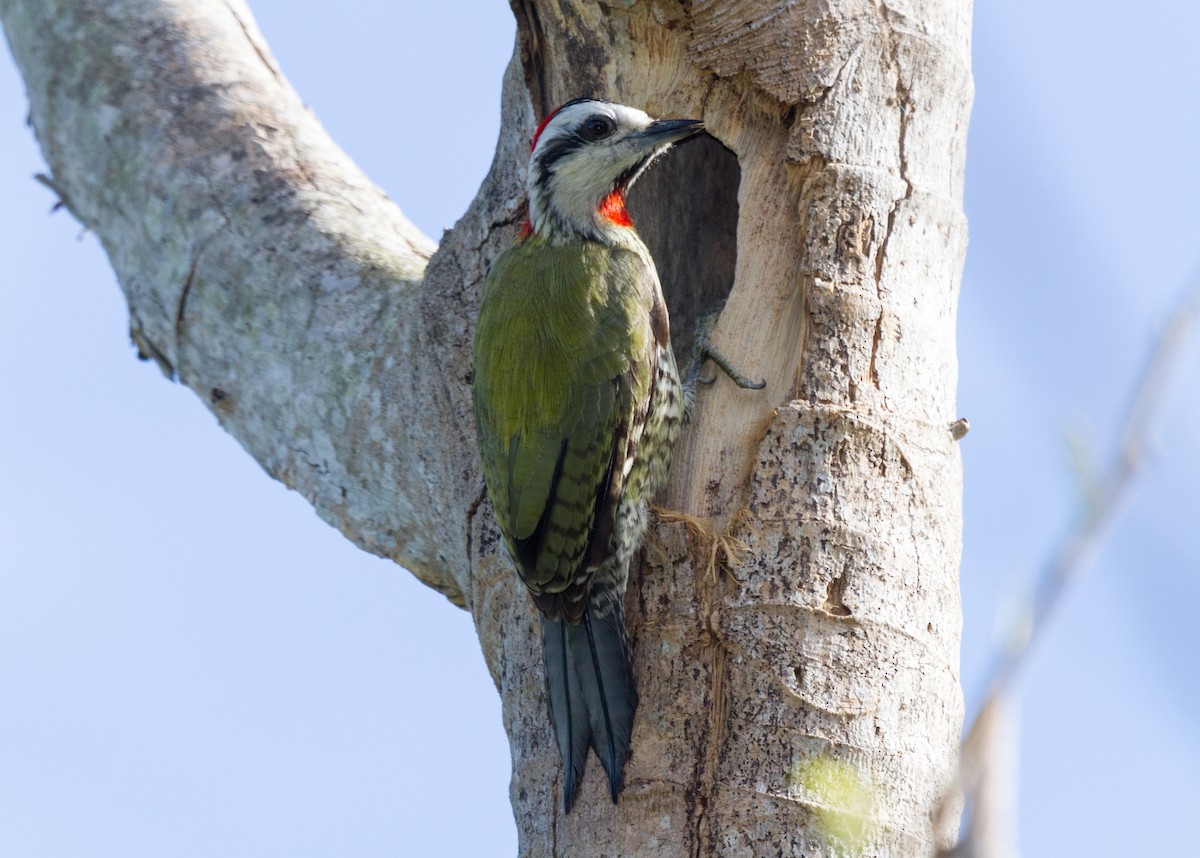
[524,98,703,245]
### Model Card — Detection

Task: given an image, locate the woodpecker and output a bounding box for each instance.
[473,98,748,810]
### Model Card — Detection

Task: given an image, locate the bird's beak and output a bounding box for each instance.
[617,118,705,192]
[633,118,705,147]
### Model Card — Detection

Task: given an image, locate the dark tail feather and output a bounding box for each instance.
[541,616,591,810]
[579,603,637,802]
[540,601,638,810]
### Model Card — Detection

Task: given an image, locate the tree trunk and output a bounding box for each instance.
[1,0,971,854]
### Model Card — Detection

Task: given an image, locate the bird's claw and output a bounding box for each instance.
[694,341,766,390]
[690,315,766,391]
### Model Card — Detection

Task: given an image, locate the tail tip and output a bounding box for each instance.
[564,782,577,813]
[561,764,624,811]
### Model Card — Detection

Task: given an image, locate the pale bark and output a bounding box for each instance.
[1,0,972,855]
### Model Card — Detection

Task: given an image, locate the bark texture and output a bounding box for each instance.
[2,0,972,854]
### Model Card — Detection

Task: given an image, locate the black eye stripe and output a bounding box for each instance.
[536,136,583,176]
[531,117,614,179]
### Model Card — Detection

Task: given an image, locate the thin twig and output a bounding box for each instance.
[939,268,1200,856]
[988,269,1200,700]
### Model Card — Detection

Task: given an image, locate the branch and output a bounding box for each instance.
[0,0,486,597]
[942,269,1200,855]
[991,270,1199,704]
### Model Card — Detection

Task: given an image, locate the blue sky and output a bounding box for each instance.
[1,2,1197,856]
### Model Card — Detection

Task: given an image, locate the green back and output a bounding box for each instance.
[473,237,655,606]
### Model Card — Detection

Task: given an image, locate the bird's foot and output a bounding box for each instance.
[687,314,766,392]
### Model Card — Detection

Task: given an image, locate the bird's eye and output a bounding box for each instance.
[580,115,617,142]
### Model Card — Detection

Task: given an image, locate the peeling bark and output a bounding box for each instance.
[1,0,972,854]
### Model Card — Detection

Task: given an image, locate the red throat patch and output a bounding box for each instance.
[598,190,633,228]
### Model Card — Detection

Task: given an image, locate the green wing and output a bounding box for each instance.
[473,239,654,617]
